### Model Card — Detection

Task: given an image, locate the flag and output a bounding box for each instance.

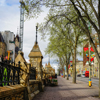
[68,65,70,69]
[84,47,88,52]
[91,57,94,61]
[90,47,94,52]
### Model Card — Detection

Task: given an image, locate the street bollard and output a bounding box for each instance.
[89,79,92,87]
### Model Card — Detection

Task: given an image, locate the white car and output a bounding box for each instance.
[81,74,85,77]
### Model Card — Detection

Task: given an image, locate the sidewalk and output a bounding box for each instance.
[33,76,100,100]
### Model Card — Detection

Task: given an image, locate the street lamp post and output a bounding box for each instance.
[89,42,92,87]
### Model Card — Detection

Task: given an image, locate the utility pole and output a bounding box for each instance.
[89,42,92,86]
[88,22,92,87]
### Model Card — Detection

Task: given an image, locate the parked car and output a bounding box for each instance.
[81,74,85,77]
[48,74,58,86]
[77,74,81,77]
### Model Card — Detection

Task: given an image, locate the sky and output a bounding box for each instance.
[0,0,58,72]
[0,0,83,73]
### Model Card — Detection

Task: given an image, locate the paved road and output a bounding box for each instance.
[76,77,99,87]
[33,76,100,100]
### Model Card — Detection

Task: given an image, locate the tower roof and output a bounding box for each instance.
[29,23,43,58]
[28,42,43,58]
[47,62,52,68]
[14,34,19,42]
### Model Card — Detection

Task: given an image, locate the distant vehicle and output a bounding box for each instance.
[81,74,85,77]
[51,74,58,85]
[85,71,89,77]
[48,74,58,86]
[77,74,81,77]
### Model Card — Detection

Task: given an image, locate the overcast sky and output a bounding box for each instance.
[0,0,58,71]
[0,0,83,72]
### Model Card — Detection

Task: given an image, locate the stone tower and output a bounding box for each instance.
[28,24,43,81]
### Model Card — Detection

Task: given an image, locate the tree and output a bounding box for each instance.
[40,15,85,82]
[66,0,100,97]
[43,17,72,79]
[24,0,100,96]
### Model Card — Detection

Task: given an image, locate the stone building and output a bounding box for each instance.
[0,33,6,57]
[93,46,100,78]
[0,31,21,61]
[14,34,20,58]
[1,31,15,62]
[28,42,43,80]
[76,61,83,75]
[15,51,30,86]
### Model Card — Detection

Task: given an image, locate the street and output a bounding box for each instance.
[75,77,99,87]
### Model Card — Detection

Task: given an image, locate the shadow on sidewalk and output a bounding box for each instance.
[45,87,93,92]
[33,86,91,100]
[33,76,98,100]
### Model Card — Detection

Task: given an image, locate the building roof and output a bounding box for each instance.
[28,42,43,58]
[14,34,19,42]
[47,62,52,68]
[0,32,4,43]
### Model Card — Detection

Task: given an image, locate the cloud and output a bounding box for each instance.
[0,2,83,74]
[0,4,20,34]
[0,0,6,6]
[5,0,19,6]
[22,8,50,61]
[0,3,50,64]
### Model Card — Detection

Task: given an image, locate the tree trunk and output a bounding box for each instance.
[66,67,69,80]
[70,0,100,96]
[63,70,65,78]
[66,61,69,80]
[66,55,69,80]
[99,61,100,97]
[72,47,76,83]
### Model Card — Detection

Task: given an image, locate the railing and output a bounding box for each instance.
[30,67,36,80]
[0,60,20,86]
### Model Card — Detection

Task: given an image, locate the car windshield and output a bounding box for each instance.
[82,74,85,75]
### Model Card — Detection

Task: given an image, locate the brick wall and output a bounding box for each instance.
[0,85,28,100]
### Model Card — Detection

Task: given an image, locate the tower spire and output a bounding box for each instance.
[17,27,19,35]
[36,23,38,44]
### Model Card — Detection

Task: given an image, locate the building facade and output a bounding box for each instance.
[14,35,20,58]
[76,61,83,75]
[0,33,6,57]
[1,31,15,62]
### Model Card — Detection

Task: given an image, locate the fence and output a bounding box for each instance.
[0,60,20,86]
[29,67,36,80]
